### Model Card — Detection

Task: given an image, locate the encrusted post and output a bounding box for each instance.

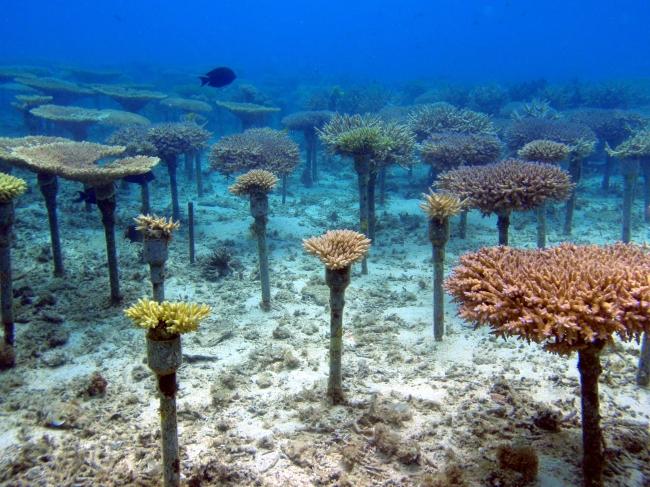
[148,335,182,487]
[577,341,605,487]
[458,211,468,239]
[166,156,181,221]
[428,217,449,341]
[194,151,204,197]
[496,210,510,246]
[325,266,351,404]
[37,173,64,277]
[250,192,271,311]
[95,183,121,304]
[0,202,15,351]
[564,155,582,235]
[144,238,168,302]
[621,160,639,243]
[188,202,195,264]
[536,204,547,249]
[354,157,370,275]
[638,333,650,387]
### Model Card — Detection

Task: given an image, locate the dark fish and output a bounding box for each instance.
[123,171,155,185]
[74,189,96,205]
[200,67,236,88]
[124,224,143,243]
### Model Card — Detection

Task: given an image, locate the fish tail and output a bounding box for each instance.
[199,76,209,86]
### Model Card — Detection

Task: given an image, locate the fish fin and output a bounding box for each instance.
[199,76,209,86]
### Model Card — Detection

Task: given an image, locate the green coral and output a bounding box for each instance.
[318,114,397,161]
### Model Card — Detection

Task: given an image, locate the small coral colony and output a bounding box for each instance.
[0,64,650,486]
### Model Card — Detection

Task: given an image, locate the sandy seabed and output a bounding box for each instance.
[0,155,648,487]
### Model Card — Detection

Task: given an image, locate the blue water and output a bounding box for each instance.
[1,0,649,82]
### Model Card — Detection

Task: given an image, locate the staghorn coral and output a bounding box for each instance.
[134,214,180,241]
[510,98,558,120]
[517,139,570,163]
[375,121,416,167]
[175,122,212,152]
[407,103,494,141]
[446,243,650,486]
[318,113,392,160]
[124,298,210,338]
[436,159,573,215]
[445,243,650,354]
[419,190,464,221]
[505,117,597,153]
[420,132,501,171]
[209,128,299,176]
[303,229,371,270]
[107,126,156,156]
[146,123,194,159]
[229,169,278,196]
[606,130,650,160]
[0,174,27,202]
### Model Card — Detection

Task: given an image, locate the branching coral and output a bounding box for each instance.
[134,214,180,241]
[124,298,210,338]
[517,139,570,163]
[209,128,299,176]
[107,126,157,156]
[606,130,650,160]
[229,169,278,196]
[446,242,650,353]
[419,190,464,221]
[146,123,194,160]
[436,159,573,215]
[420,132,501,170]
[0,174,27,202]
[446,243,650,486]
[407,103,494,141]
[318,114,392,160]
[303,229,371,270]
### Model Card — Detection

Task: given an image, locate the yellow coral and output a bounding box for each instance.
[229,169,278,195]
[419,190,464,220]
[0,173,27,202]
[134,214,180,240]
[303,229,371,270]
[124,298,210,336]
